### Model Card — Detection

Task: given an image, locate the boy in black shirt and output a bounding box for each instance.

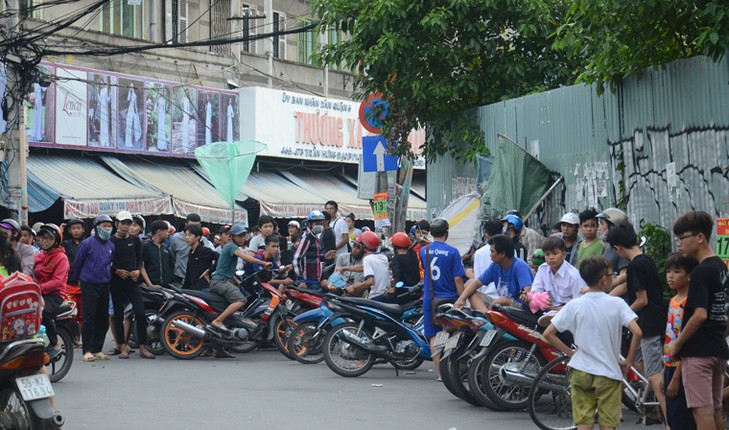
[183,224,217,290]
[605,223,667,422]
[670,211,729,429]
[141,220,174,288]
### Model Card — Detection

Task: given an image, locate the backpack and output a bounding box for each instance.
[0,272,43,342]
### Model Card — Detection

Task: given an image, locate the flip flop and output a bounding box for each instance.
[140,351,156,360]
[119,352,129,359]
[107,348,122,356]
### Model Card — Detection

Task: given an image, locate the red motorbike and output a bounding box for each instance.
[467,304,563,411]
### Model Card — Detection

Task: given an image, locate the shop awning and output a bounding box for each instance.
[278,170,374,219]
[100,156,248,225]
[27,154,171,217]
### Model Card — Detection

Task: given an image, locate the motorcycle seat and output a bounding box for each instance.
[181,289,230,311]
[54,301,73,317]
[337,297,404,317]
[495,304,541,327]
[287,285,326,298]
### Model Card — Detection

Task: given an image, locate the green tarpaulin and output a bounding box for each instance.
[480,136,552,219]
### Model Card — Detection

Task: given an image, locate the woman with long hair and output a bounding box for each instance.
[0,232,22,277]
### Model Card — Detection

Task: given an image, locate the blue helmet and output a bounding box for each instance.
[307,210,325,222]
[503,214,523,232]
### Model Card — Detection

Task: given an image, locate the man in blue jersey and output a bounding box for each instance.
[420,217,465,380]
[455,234,534,310]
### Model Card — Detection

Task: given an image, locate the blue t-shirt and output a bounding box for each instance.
[212,242,239,281]
[420,241,465,299]
[478,258,533,302]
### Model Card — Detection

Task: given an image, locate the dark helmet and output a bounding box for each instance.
[39,223,63,248]
[94,214,113,228]
[66,218,84,228]
[430,217,449,234]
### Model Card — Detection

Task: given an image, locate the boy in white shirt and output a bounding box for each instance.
[544,257,642,430]
[528,237,586,310]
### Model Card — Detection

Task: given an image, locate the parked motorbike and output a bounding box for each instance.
[467,304,562,410]
[43,301,76,383]
[0,273,64,429]
[127,285,170,355]
[160,269,295,360]
[321,292,430,377]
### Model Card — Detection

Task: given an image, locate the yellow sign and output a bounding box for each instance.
[717,218,729,269]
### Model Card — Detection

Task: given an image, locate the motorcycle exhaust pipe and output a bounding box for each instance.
[500,366,536,387]
[51,411,64,429]
[147,314,162,326]
[171,320,206,338]
[340,330,386,353]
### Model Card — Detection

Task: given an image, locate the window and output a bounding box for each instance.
[210,0,231,55]
[241,4,258,54]
[273,11,286,60]
[297,20,315,65]
[101,1,145,39]
[165,0,189,44]
[19,0,42,19]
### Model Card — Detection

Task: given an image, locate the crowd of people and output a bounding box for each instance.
[0,203,727,430]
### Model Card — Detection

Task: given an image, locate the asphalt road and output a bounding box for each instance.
[53,342,649,430]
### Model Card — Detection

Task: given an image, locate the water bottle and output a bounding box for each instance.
[39,324,49,347]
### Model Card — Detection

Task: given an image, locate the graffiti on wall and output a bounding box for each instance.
[608,126,729,227]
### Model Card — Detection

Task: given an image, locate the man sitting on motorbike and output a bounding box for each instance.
[344,231,389,300]
[209,224,271,333]
[329,235,364,293]
[390,232,421,288]
[244,234,294,293]
[293,211,327,290]
[34,223,70,358]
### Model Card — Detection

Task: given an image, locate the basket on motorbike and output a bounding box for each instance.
[0,272,43,342]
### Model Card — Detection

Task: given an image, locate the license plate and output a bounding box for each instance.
[15,374,54,401]
[444,331,461,353]
[433,331,448,350]
[480,330,497,347]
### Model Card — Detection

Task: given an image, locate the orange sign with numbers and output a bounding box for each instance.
[717,218,729,269]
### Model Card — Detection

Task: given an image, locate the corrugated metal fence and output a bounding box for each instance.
[428,55,729,233]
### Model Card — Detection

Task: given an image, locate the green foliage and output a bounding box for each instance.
[311,0,579,162]
[641,223,672,297]
[552,0,729,93]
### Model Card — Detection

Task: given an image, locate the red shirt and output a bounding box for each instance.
[34,247,69,296]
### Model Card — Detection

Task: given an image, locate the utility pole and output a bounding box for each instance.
[264,0,273,87]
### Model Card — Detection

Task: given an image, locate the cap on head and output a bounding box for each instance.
[67,218,84,228]
[288,220,300,229]
[230,224,248,236]
[430,217,449,234]
[596,208,629,227]
[218,225,231,235]
[116,210,133,222]
[560,212,580,226]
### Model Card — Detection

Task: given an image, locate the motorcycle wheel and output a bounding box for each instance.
[0,385,46,429]
[287,322,325,364]
[439,349,485,407]
[392,357,424,370]
[473,340,545,411]
[273,314,296,360]
[322,322,374,377]
[46,326,74,383]
[129,310,166,355]
[161,310,206,360]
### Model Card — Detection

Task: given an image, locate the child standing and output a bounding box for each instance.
[663,252,698,430]
[544,257,642,430]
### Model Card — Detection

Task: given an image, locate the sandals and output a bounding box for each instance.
[119,351,129,359]
[107,348,122,356]
[82,352,96,362]
[140,350,156,360]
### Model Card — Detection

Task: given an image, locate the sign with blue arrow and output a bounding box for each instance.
[362,136,398,172]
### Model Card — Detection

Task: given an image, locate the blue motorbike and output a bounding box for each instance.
[321,288,429,377]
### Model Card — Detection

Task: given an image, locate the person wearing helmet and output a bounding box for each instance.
[62,218,86,348]
[293,210,327,288]
[344,230,390,299]
[0,230,22,276]
[502,214,529,263]
[109,210,152,359]
[131,215,146,238]
[503,210,544,266]
[72,214,115,362]
[20,224,38,251]
[209,224,272,346]
[472,220,505,305]
[596,208,630,294]
[556,212,582,267]
[0,218,36,276]
[34,224,70,358]
[390,232,420,288]
[332,235,365,291]
[420,217,468,379]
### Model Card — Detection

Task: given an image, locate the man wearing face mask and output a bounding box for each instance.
[72,215,116,362]
[293,210,327,289]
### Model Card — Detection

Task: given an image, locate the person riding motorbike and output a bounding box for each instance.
[390,232,421,288]
[344,231,389,300]
[0,218,36,276]
[34,223,70,358]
